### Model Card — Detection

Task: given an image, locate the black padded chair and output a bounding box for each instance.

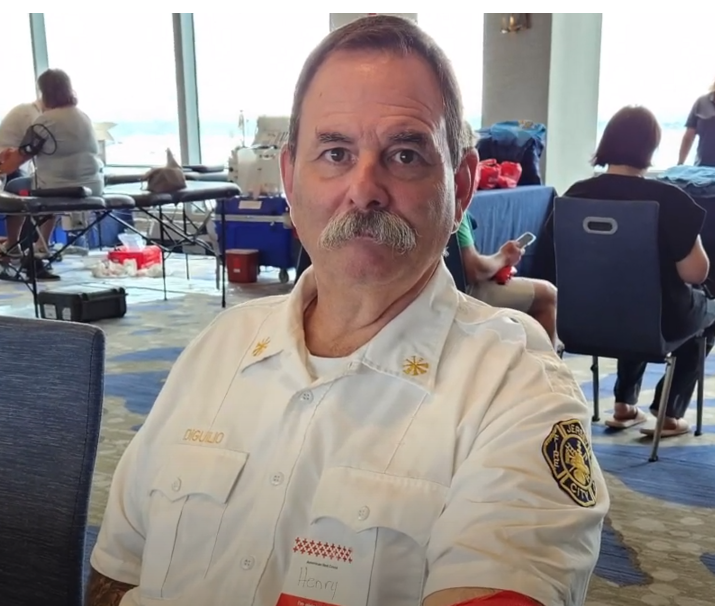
[554,196,708,462]
[294,232,468,293]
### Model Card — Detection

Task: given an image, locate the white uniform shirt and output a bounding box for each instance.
[0,101,41,174]
[92,263,609,606]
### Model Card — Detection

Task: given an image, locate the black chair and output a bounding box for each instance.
[294,232,467,293]
[553,197,707,462]
[0,316,105,604]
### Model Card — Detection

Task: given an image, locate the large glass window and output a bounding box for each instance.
[419,12,484,129]
[194,12,329,165]
[598,13,713,169]
[44,12,180,167]
[0,13,36,118]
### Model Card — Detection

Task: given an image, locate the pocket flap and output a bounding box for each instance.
[151,445,248,504]
[311,467,447,547]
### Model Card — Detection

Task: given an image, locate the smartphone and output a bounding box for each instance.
[515,231,536,249]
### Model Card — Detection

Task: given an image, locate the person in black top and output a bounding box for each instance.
[565,105,715,437]
[678,81,715,167]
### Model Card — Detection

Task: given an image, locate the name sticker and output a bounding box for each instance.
[275,537,370,606]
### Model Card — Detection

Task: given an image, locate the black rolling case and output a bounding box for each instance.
[37,285,127,322]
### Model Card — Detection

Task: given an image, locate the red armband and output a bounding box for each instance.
[454,590,540,606]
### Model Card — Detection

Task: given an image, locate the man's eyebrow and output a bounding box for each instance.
[388,130,431,148]
[316,131,353,145]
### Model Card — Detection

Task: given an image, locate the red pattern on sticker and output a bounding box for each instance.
[292,537,353,563]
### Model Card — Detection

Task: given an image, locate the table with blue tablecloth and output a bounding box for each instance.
[466,185,556,278]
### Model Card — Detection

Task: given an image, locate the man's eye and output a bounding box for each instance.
[394,149,419,164]
[325,148,348,163]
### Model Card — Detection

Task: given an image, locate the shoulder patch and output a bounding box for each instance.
[542,419,597,508]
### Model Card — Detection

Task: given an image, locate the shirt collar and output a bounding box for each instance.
[239,261,461,392]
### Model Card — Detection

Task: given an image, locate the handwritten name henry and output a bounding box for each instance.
[295,565,339,600]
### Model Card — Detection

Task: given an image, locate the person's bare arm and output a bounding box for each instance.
[424,588,542,605]
[461,246,505,282]
[85,567,135,606]
[678,127,696,165]
[424,587,496,605]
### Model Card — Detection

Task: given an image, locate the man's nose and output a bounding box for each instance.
[347,154,389,210]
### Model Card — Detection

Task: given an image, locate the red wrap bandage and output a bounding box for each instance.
[453,590,540,606]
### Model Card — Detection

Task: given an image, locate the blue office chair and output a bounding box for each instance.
[0,316,105,604]
[295,233,468,293]
[553,197,706,462]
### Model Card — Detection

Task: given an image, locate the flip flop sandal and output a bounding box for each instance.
[640,419,691,438]
[605,409,647,429]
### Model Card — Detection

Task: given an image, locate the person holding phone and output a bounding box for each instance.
[457,217,558,346]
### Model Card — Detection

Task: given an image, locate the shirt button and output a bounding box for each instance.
[300,391,313,403]
[171,478,182,492]
[270,472,284,486]
[357,506,370,521]
[241,556,255,570]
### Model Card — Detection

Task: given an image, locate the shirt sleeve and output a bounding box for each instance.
[685,99,699,129]
[89,433,146,584]
[658,185,706,263]
[424,313,608,606]
[90,313,230,584]
[456,213,475,248]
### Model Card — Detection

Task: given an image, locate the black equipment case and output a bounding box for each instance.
[37,285,127,323]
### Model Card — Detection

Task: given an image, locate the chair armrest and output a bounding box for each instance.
[29,186,91,198]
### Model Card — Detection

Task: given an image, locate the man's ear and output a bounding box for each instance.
[453,148,479,225]
[279,144,295,207]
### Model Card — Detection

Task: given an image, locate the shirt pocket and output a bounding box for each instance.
[141,444,248,599]
[309,467,447,604]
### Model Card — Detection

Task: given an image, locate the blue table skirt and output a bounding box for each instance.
[466,185,556,278]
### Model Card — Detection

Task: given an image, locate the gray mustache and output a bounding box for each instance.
[319,210,417,254]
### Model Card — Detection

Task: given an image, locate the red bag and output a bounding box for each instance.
[477,159,523,190]
[497,161,522,188]
[478,159,501,189]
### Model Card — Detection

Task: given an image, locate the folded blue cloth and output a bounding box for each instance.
[656,165,715,196]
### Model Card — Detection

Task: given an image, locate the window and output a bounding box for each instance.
[194,12,329,165]
[419,11,484,130]
[44,12,180,167]
[598,13,714,170]
[0,14,36,118]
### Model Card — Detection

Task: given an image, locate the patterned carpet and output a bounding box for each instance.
[2,253,715,605]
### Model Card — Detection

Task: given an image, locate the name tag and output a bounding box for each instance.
[275,535,371,606]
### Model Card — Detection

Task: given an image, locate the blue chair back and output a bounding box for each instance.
[554,197,666,359]
[295,233,467,293]
[0,316,105,605]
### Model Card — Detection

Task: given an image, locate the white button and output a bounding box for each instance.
[357,506,370,521]
[171,478,182,492]
[300,391,313,402]
[241,556,255,570]
[270,472,284,486]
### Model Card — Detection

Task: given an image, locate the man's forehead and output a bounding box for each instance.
[299,50,447,145]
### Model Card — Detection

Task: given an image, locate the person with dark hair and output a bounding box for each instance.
[88,15,606,606]
[678,79,715,166]
[564,105,715,436]
[0,68,102,280]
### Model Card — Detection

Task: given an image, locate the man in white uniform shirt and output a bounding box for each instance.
[0,99,42,180]
[88,15,608,606]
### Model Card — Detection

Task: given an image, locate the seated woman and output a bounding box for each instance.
[0,68,102,280]
[564,105,715,437]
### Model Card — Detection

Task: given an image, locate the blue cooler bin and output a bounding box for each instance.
[215,195,296,283]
